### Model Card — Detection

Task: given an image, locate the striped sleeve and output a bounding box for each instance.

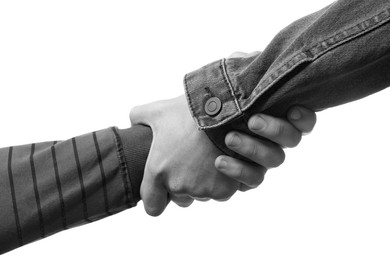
[0,125,152,254]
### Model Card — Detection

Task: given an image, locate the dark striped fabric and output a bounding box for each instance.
[0,125,152,254]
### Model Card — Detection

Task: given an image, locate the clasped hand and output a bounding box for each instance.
[130,95,316,216]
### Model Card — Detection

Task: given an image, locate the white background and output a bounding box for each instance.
[1,0,390,259]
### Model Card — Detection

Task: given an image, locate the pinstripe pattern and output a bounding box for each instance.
[71,137,91,223]
[0,127,145,255]
[7,147,23,247]
[51,141,67,230]
[30,143,45,238]
[93,132,111,216]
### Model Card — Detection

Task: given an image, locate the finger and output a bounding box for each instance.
[169,194,194,208]
[287,106,317,133]
[140,171,169,217]
[225,132,285,168]
[215,155,266,188]
[248,114,302,148]
[239,184,253,192]
[193,197,210,202]
[215,196,233,202]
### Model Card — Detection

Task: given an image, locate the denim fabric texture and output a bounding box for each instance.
[184,0,390,158]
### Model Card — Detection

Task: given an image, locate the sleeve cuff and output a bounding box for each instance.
[184,58,242,130]
[116,126,152,203]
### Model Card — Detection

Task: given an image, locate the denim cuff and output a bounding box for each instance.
[184,59,243,130]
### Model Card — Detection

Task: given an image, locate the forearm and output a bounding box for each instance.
[184,0,390,157]
[0,125,152,254]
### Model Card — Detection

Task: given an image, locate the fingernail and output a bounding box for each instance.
[249,115,266,131]
[290,108,301,120]
[217,158,228,169]
[227,133,241,147]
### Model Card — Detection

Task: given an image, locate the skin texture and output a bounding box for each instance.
[130,95,316,216]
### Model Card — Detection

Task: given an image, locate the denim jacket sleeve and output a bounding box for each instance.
[184,0,390,158]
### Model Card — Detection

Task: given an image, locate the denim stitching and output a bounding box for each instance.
[243,7,390,112]
[201,111,242,129]
[183,74,201,128]
[220,58,242,113]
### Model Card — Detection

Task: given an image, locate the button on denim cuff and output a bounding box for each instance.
[184,59,242,129]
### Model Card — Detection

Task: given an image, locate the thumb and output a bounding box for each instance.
[140,169,169,217]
